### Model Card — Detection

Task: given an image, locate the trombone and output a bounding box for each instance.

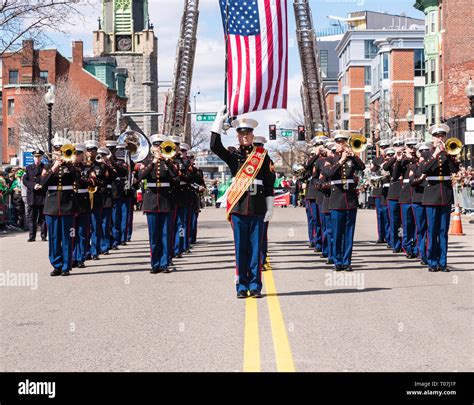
[160,140,177,160]
[444,138,463,155]
[348,134,367,154]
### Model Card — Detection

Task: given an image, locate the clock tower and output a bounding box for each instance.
[93,0,158,135]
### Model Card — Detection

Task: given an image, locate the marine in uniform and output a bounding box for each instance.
[253,135,275,271]
[394,138,418,259]
[72,143,93,268]
[187,151,205,246]
[421,124,460,272]
[138,135,180,273]
[409,142,431,266]
[210,106,275,298]
[303,136,325,252]
[383,138,404,253]
[23,149,47,242]
[41,143,78,276]
[370,139,391,244]
[323,130,365,271]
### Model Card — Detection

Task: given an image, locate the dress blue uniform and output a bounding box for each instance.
[323,131,365,271]
[110,155,129,249]
[383,145,403,253]
[23,151,47,241]
[41,159,78,276]
[421,125,460,272]
[139,138,180,273]
[210,113,274,298]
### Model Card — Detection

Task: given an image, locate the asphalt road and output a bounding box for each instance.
[1,207,473,372]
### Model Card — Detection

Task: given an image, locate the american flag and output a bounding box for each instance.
[220,0,288,116]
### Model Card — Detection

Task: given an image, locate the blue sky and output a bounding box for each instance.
[48,0,424,144]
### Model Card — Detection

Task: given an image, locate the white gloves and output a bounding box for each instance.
[211,105,229,135]
[264,196,274,222]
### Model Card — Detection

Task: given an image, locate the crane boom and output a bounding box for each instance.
[162,0,199,143]
[293,0,329,138]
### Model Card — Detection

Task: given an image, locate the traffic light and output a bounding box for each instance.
[366,145,376,161]
[269,124,277,140]
[297,125,306,141]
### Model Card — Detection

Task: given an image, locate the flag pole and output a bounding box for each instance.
[224,0,229,106]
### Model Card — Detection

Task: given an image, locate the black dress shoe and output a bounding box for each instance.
[393,249,402,253]
[71,261,78,268]
[428,267,439,272]
[386,244,391,249]
[27,238,35,242]
[439,266,451,272]
[78,262,85,268]
[121,242,127,246]
[237,290,248,298]
[85,254,92,261]
[406,253,417,259]
[335,265,344,271]
[111,245,119,250]
[102,251,110,255]
[344,265,353,272]
[325,259,334,265]
[162,267,171,273]
[50,269,62,277]
[308,243,314,248]
[61,271,70,276]
[375,239,385,244]
[41,238,47,241]
[249,290,262,298]
[92,255,99,260]
[320,254,328,259]
[185,249,192,254]
[150,267,161,274]
[176,253,183,258]
[314,248,322,253]
[420,259,428,266]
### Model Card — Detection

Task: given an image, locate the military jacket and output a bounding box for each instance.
[421,152,459,206]
[41,162,78,216]
[383,157,402,201]
[23,163,46,206]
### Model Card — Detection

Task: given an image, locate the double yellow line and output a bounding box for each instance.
[243,260,295,372]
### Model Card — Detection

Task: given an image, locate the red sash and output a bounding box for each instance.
[226,146,267,221]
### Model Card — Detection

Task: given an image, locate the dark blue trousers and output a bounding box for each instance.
[100,207,112,253]
[375,197,389,243]
[230,213,264,293]
[174,206,188,255]
[306,199,322,249]
[322,212,334,261]
[185,204,192,251]
[400,203,416,255]
[89,207,102,256]
[262,221,269,265]
[45,215,74,272]
[126,202,133,242]
[412,202,427,261]
[73,214,90,263]
[111,199,121,247]
[330,209,357,267]
[425,205,451,269]
[387,200,401,251]
[112,199,131,245]
[190,209,198,244]
[146,212,171,269]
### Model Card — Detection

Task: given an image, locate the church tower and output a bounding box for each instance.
[93,0,158,135]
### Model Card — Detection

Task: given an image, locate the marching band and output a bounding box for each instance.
[28,112,461,295]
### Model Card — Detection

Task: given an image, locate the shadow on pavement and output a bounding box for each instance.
[265,287,391,297]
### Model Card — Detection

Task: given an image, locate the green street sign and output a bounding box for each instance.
[196,114,217,122]
[281,130,293,137]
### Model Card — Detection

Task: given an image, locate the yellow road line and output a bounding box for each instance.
[243,296,261,372]
[263,260,296,372]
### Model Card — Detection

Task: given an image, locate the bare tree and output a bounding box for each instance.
[190,121,210,150]
[0,0,91,56]
[16,76,117,151]
[370,90,404,136]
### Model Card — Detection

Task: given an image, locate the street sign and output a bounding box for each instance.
[464,131,474,145]
[196,113,217,122]
[281,130,293,137]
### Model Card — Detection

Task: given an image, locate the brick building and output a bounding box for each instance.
[333,11,425,141]
[1,40,127,164]
[414,0,474,124]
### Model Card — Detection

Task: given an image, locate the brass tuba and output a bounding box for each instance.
[117,128,150,163]
[348,134,367,153]
[160,140,177,159]
[445,138,463,155]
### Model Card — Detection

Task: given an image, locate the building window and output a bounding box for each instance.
[414,87,425,115]
[343,120,349,130]
[39,71,49,84]
[365,119,371,137]
[364,66,371,86]
[7,99,14,115]
[9,70,19,85]
[430,105,436,125]
[319,50,328,77]
[414,49,425,77]
[430,59,436,83]
[364,40,377,59]
[364,93,370,113]
[8,128,15,145]
[343,94,349,113]
[382,53,389,79]
[415,124,425,135]
[89,99,99,115]
[430,11,436,33]
[335,102,341,120]
[439,55,443,81]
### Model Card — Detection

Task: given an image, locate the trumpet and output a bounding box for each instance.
[444,138,463,155]
[348,134,367,154]
[160,140,177,159]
